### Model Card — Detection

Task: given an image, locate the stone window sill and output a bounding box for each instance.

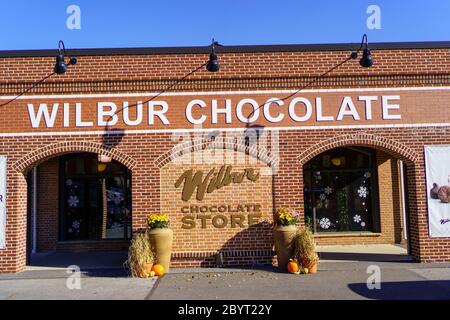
[313,232,382,238]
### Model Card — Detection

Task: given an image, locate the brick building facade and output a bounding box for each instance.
[0,42,450,273]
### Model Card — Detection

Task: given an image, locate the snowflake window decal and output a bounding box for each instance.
[72,220,80,230]
[357,186,369,198]
[67,195,79,207]
[319,193,326,201]
[324,186,333,195]
[361,222,366,227]
[319,217,331,229]
[353,214,362,223]
[364,171,371,179]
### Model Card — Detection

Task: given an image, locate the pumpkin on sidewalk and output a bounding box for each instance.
[152,263,165,276]
[287,259,300,274]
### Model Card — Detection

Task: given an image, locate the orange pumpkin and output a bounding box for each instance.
[287,259,299,274]
[151,263,165,276]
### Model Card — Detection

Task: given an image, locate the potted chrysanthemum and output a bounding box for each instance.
[273,208,298,272]
[147,213,173,272]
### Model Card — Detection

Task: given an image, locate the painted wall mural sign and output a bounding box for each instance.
[0,156,6,249]
[425,145,450,237]
[174,165,263,229]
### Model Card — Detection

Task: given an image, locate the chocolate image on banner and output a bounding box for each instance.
[0,156,6,249]
[425,146,450,237]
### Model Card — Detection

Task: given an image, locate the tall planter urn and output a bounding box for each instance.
[273,208,298,272]
[147,213,173,273]
[148,227,173,272]
[273,224,297,272]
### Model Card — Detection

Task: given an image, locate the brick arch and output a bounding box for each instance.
[12,141,137,173]
[154,136,279,169]
[296,132,419,166]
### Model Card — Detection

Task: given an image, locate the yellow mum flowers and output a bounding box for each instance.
[147,213,170,229]
[274,208,297,226]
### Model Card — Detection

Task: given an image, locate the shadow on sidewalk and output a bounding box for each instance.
[348,280,450,300]
[319,251,414,263]
[23,251,131,278]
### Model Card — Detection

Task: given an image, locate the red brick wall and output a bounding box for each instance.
[36,158,59,251]
[1,48,449,83]
[0,126,449,272]
[1,45,450,272]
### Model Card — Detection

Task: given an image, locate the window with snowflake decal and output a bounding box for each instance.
[60,153,132,241]
[324,186,333,195]
[319,217,331,229]
[67,195,79,208]
[303,147,379,233]
[357,186,369,198]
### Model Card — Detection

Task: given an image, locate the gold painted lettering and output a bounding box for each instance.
[181,215,196,229]
[197,215,211,228]
[175,165,260,201]
[248,213,261,226]
[212,215,228,228]
[231,214,245,228]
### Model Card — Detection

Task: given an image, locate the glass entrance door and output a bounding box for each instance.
[60,153,132,241]
[63,177,100,240]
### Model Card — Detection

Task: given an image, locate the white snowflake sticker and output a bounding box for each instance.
[364,171,371,178]
[319,193,326,201]
[361,222,366,227]
[319,217,331,229]
[357,186,369,198]
[324,186,333,195]
[68,195,79,207]
[72,220,80,230]
[353,214,362,223]
[66,179,73,186]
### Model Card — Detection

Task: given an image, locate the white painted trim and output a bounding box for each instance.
[0,122,449,137]
[31,167,37,254]
[0,156,6,250]
[1,86,450,100]
[399,160,408,242]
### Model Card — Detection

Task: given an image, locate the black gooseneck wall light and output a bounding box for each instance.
[206,38,220,72]
[54,40,78,74]
[351,34,374,68]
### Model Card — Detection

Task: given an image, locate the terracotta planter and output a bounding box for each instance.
[273,224,297,272]
[301,258,318,273]
[148,227,173,272]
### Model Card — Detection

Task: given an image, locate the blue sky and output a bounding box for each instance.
[0,0,449,50]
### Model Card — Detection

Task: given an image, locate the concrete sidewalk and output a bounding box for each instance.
[1,261,449,300]
[150,261,450,300]
[1,245,449,300]
[0,268,157,300]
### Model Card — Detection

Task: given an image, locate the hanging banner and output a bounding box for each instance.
[425,146,450,237]
[0,156,6,249]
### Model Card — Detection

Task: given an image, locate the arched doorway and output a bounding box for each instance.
[26,152,132,267]
[303,146,411,259]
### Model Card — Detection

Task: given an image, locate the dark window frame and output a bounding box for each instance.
[58,153,132,242]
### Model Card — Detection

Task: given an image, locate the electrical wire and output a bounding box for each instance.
[243,54,355,124]
[0,72,55,108]
[0,38,366,122]
[105,62,208,125]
